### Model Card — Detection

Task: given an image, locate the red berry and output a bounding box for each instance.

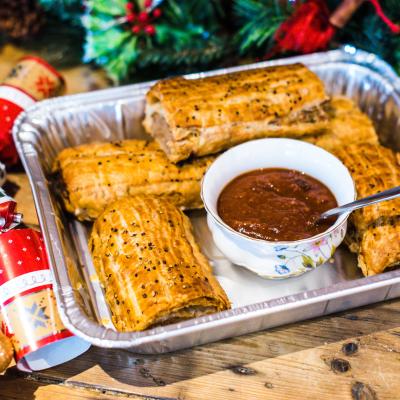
[126,13,136,22]
[138,11,149,23]
[144,0,152,7]
[153,8,161,18]
[126,2,134,12]
[132,25,141,34]
[144,24,156,36]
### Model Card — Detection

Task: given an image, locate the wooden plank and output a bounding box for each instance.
[5,326,399,400]
[16,301,400,400]
[32,301,400,381]
[66,327,400,399]
[35,384,145,400]
[0,373,144,399]
[0,375,50,400]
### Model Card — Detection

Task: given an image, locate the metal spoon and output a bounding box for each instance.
[319,186,400,220]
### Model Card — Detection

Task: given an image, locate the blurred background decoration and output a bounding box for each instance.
[0,0,399,83]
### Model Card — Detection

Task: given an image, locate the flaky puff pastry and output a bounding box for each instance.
[0,331,12,373]
[89,195,230,331]
[336,143,400,276]
[304,97,379,153]
[144,63,329,162]
[53,140,214,221]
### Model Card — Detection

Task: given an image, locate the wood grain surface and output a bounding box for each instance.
[1,300,400,399]
[0,44,400,400]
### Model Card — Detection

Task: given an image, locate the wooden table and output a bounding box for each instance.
[1,45,400,400]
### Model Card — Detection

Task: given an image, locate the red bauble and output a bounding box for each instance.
[144,0,152,7]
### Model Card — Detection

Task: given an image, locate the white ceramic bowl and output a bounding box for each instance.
[201,138,356,279]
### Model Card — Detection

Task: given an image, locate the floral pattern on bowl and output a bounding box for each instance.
[269,225,347,278]
[207,215,348,279]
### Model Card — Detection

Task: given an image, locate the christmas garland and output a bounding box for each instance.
[1,0,400,83]
[82,0,229,82]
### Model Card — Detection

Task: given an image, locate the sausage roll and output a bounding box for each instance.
[337,143,400,276]
[53,140,214,221]
[304,97,378,153]
[144,63,329,162]
[89,195,230,331]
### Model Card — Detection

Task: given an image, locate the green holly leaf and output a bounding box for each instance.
[84,29,131,62]
[87,0,127,16]
[106,36,139,83]
[82,14,115,31]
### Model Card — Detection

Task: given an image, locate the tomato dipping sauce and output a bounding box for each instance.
[217,168,338,242]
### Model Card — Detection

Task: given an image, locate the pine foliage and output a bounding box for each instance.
[6,0,400,81]
[233,0,292,55]
[234,0,400,74]
[336,0,400,74]
[38,0,82,24]
[83,0,229,83]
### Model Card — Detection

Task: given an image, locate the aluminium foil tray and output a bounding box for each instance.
[13,46,400,352]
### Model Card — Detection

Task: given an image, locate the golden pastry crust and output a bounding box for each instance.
[53,140,214,221]
[0,332,12,373]
[144,63,329,162]
[336,143,400,275]
[304,97,379,153]
[358,218,400,276]
[89,195,230,331]
[337,143,400,232]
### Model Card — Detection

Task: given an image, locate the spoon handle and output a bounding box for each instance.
[320,185,400,219]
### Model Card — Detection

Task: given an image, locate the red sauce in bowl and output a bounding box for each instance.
[217,168,338,242]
